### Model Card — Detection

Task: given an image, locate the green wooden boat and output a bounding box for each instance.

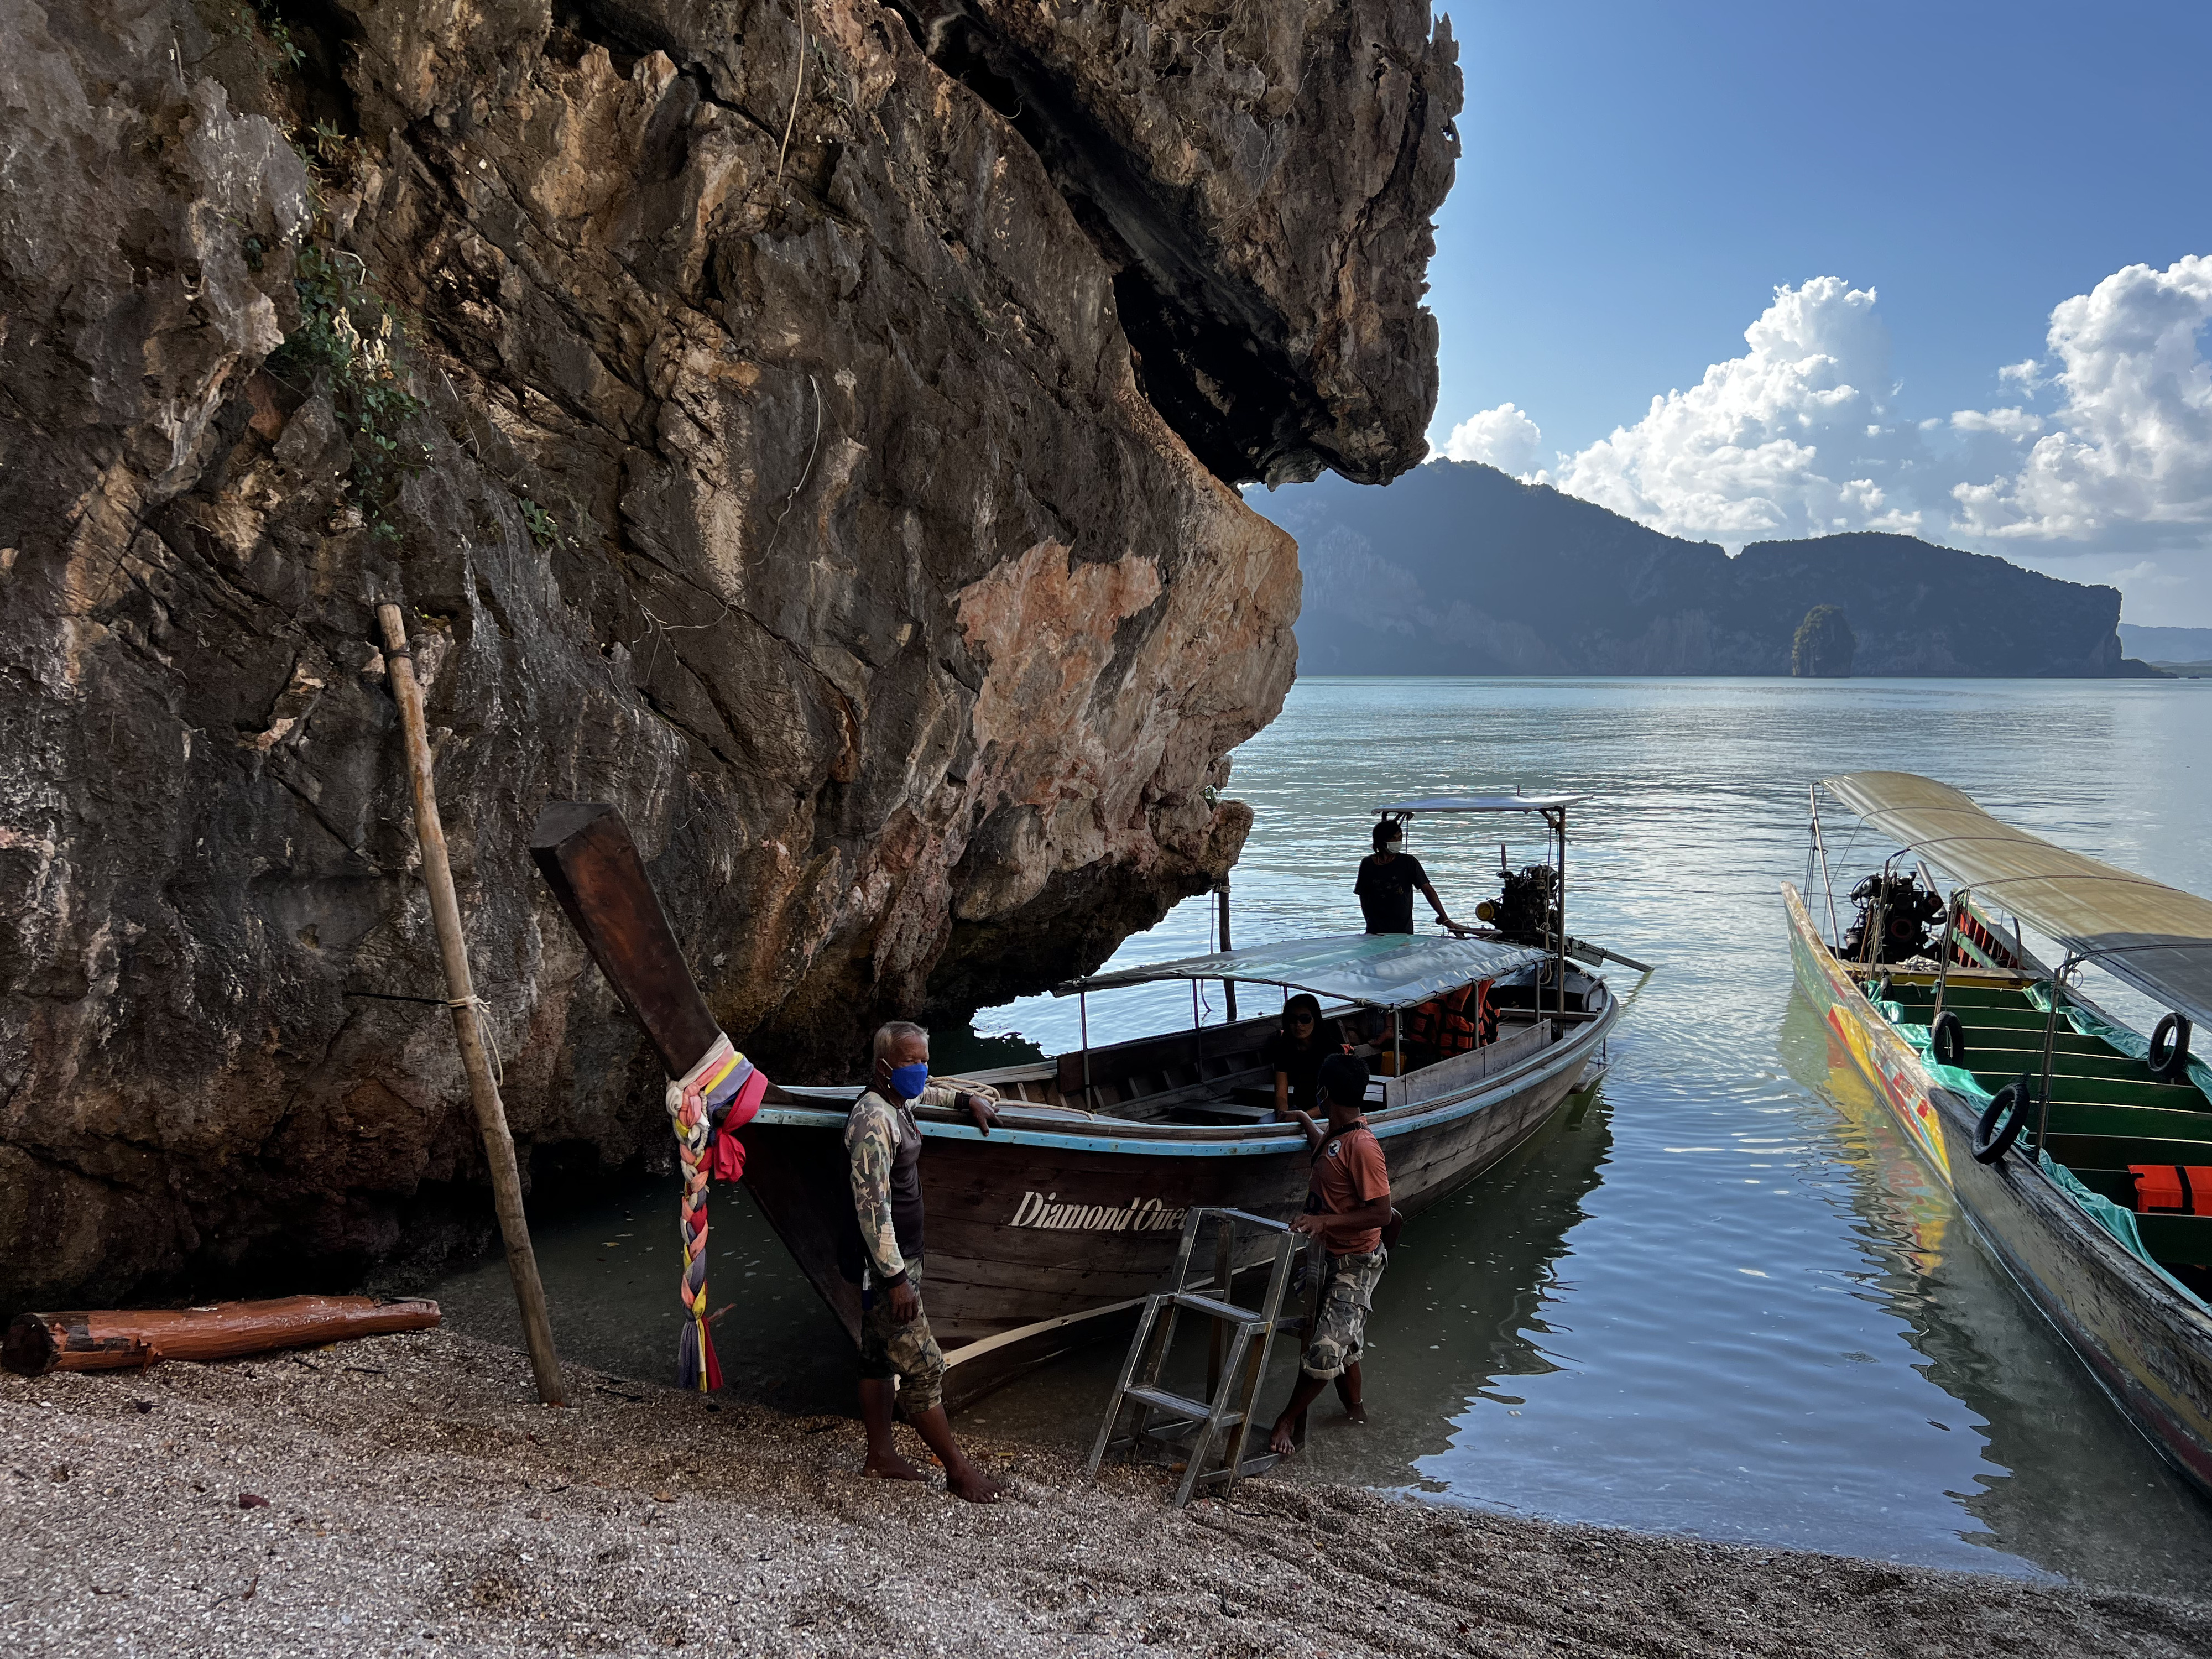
[1782,771,2212,1495]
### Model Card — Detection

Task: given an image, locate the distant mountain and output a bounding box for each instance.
[1254,462,2154,678]
[2119,624,2212,663]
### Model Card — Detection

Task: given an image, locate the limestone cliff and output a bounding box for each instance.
[0,0,1458,1303]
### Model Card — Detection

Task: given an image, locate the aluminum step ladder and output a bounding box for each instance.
[1086,1206,1302,1507]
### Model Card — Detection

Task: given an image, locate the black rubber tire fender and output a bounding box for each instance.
[1972,1076,2032,1165]
[1932,1010,1966,1067]
[2149,1014,2194,1083]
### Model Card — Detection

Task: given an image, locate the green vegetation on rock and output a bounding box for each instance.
[1792,605,1856,677]
[264,241,429,545]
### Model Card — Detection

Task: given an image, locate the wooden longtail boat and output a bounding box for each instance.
[742,793,1637,1403]
[1785,771,2212,1494]
[536,794,1637,1407]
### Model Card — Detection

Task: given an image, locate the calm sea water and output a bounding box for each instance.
[436,677,2212,1590]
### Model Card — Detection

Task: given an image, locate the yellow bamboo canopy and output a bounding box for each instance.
[1822,771,2212,1027]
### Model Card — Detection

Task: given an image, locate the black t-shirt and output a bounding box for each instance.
[1355,852,1430,935]
[1265,1029,1337,1115]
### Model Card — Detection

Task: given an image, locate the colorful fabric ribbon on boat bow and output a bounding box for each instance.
[665,1032,768,1392]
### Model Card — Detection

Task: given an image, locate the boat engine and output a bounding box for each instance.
[1478,863,1560,947]
[1841,872,1947,963]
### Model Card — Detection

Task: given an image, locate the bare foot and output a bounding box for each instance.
[946,1461,1008,1504]
[1267,1421,1298,1457]
[863,1448,928,1482]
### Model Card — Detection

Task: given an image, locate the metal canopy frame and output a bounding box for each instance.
[1059,932,1552,1112]
[1813,771,2212,1031]
[1374,792,1580,1021]
[1061,790,1598,1109]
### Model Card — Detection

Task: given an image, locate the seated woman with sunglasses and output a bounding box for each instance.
[1267,993,1343,1122]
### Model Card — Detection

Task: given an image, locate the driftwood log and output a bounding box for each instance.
[2,1296,440,1375]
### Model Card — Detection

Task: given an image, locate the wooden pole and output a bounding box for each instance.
[377,602,565,1406]
[1933,890,1961,1025]
[2035,956,2070,1152]
[1217,880,1237,1021]
[1553,809,1568,1022]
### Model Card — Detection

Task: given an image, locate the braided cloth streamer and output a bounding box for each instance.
[665,1032,768,1391]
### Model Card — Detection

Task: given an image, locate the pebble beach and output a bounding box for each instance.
[6,1330,2211,1657]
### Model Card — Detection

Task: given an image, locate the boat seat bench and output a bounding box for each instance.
[1970,1073,2208,1111]
[2133,1214,2212,1267]
[2038,1102,2212,1141]
[2048,1131,2212,1175]
[1171,1100,1280,1126]
[1885,984,2041,1011]
[1940,1005,2127,1036]
[1960,1045,2183,1086]
[2058,1168,2212,1266]
[1902,1019,2130,1058]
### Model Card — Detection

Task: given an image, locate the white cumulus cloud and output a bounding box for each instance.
[1547,278,1924,547]
[1455,260,2212,618]
[1438,402,1543,474]
[1950,256,2212,542]
[1950,407,2043,439]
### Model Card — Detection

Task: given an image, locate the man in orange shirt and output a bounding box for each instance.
[1269,1052,1394,1455]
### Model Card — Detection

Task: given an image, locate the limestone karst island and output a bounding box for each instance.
[6,2,2212,1655]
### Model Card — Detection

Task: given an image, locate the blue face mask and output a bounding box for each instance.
[888,1061,930,1101]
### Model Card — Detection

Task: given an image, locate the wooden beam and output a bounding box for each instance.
[528,802,719,1081]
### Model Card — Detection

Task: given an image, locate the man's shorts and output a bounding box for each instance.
[859,1253,946,1415]
[1301,1247,1386,1380]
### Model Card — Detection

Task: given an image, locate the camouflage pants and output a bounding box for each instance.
[1302,1247,1386,1380]
[859,1253,946,1415]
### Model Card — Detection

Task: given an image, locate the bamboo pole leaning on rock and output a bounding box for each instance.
[3,1296,440,1376]
[377,601,565,1406]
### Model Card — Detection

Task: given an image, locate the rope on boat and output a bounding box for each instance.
[445,994,503,1084]
[665,1033,767,1391]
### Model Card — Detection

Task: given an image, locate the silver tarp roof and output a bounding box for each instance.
[1823,770,2212,1029]
[1056,933,1548,1010]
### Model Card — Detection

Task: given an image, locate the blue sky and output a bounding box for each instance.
[1422,2,2212,623]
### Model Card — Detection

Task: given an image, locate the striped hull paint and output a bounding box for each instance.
[1783,881,2212,1496]
[733,1001,1617,1404]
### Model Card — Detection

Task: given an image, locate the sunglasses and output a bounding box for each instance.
[1288,1013,1315,1026]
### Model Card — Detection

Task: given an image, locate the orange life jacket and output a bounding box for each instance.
[1404,980,1496,1057]
[2130,1165,2212,1215]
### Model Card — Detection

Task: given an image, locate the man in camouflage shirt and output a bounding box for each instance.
[847,1020,1006,1502]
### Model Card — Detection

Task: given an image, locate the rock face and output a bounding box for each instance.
[1791,606,1855,677]
[0,0,1457,1305]
[1272,462,2146,677]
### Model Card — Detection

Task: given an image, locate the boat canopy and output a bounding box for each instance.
[1376,794,1587,815]
[1823,770,2212,1028]
[1056,933,1548,1011]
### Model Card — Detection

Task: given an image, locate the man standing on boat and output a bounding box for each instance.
[846,1021,1008,1503]
[1358,818,1474,936]
[1269,1052,1395,1455]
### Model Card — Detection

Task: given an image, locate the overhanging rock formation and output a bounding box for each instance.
[0,0,1458,1303]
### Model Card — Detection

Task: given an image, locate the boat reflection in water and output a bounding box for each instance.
[1778,994,2212,1587]
[960,1073,1615,1479]
[1305,1078,1615,1486]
